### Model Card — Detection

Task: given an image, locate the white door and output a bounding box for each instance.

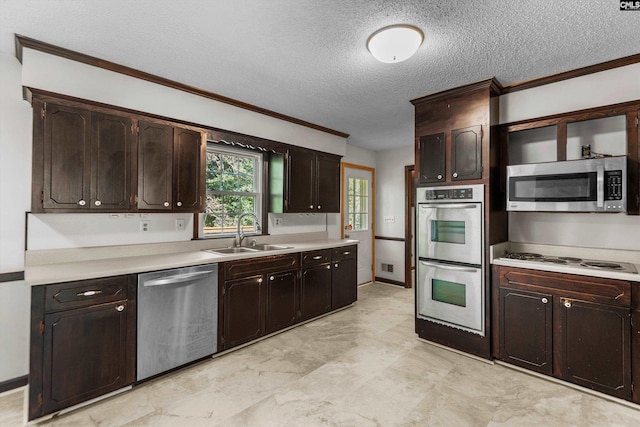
[343,166,373,285]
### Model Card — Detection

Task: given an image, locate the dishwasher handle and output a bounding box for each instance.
[143,270,216,287]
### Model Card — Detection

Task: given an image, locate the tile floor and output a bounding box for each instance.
[2,282,640,426]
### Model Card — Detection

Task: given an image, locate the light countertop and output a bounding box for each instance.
[490,242,640,282]
[25,238,358,286]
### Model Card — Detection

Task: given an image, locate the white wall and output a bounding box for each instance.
[0,54,32,382]
[502,62,640,250]
[374,145,413,283]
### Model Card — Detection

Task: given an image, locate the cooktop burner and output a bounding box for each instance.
[499,252,637,274]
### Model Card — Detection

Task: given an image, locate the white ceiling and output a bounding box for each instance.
[2,1,640,151]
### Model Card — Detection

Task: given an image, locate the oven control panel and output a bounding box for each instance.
[423,188,474,201]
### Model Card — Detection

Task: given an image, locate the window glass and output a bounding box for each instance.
[347,177,369,231]
[203,145,262,237]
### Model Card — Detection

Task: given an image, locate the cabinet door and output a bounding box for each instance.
[451,126,482,181]
[265,270,299,334]
[499,288,552,375]
[300,264,332,320]
[316,154,340,212]
[331,258,357,310]
[557,298,631,399]
[222,275,265,350]
[41,301,131,416]
[137,121,173,210]
[418,133,445,184]
[286,149,316,212]
[173,128,204,211]
[91,113,132,210]
[42,104,92,209]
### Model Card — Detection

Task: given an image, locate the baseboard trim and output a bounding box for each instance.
[0,375,28,394]
[374,276,406,287]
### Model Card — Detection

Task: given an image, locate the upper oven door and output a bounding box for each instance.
[417,201,483,265]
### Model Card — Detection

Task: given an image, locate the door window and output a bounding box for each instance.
[347,177,369,231]
[431,220,465,244]
[432,279,466,307]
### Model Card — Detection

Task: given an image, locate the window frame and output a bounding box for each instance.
[198,142,266,239]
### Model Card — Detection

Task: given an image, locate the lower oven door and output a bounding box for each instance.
[417,259,484,336]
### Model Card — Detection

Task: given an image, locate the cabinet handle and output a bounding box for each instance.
[453,172,458,178]
[541,298,548,304]
[94,200,102,206]
[78,199,86,206]
[257,278,263,283]
[313,255,323,260]
[270,276,275,281]
[309,205,314,209]
[77,290,102,297]
[116,305,125,312]
[437,174,443,180]
[163,201,170,207]
[176,201,183,207]
[326,265,331,269]
[564,300,572,308]
[343,251,350,255]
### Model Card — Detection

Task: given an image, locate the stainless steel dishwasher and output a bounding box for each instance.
[137,264,218,381]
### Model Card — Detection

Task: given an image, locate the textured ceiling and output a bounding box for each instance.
[2,1,640,150]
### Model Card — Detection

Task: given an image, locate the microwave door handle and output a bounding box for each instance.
[596,163,604,208]
[419,204,477,209]
[420,261,479,273]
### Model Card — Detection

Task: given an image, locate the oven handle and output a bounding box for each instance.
[420,261,479,273]
[596,163,604,208]
[419,204,477,209]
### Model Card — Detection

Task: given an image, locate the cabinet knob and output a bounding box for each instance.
[564,300,572,308]
[163,201,170,207]
[541,298,548,304]
[334,263,338,268]
[270,276,275,281]
[94,200,102,206]
[452,172,458,178]
[326,265,331,270]
[257,278,263,283]
[317,205,321,209]
[78,199,86,206]
[309,205,314,209]
[437,174,443,180]
[176,201,183,207]
[116,305,125,312]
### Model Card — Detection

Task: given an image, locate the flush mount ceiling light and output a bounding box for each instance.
[367,25,423,63]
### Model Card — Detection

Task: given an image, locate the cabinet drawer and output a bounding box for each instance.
[224,253,299,280]
[500,267,631,308]
[332,245,357,261]
[44,275,132,313]
[301,249,332,266]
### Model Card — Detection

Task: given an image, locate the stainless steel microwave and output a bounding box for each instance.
[506,156,626,212]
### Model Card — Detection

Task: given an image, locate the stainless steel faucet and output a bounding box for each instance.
[234,212,261,247]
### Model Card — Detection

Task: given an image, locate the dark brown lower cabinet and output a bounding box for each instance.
[557,298,631,399]
[499,288,552,375]
[265,270,299,334]
[29,275,136,421]
[221,275,265,349]
[331,257,357,310]
[493,265,633,402]
[300,263,332,320]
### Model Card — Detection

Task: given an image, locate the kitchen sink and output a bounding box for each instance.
[204,247,259,254]
[250,244,293,251]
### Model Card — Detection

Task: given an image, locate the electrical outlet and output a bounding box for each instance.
[274,217,283,226]
[176,219,185,230]
[140,220,150,232]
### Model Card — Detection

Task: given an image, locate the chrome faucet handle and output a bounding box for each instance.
[250,239,257,247]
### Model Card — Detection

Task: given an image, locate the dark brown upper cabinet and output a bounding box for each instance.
[271,148,341,213]
[411,79,501,186]
[35,102,133,211]
[30,90,205,213]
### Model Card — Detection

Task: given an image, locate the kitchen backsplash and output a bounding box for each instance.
[509,211,640,251]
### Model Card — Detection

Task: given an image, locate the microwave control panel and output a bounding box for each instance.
[605,170,623,200]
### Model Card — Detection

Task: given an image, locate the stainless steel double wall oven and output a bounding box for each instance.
[416,184,485,336]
